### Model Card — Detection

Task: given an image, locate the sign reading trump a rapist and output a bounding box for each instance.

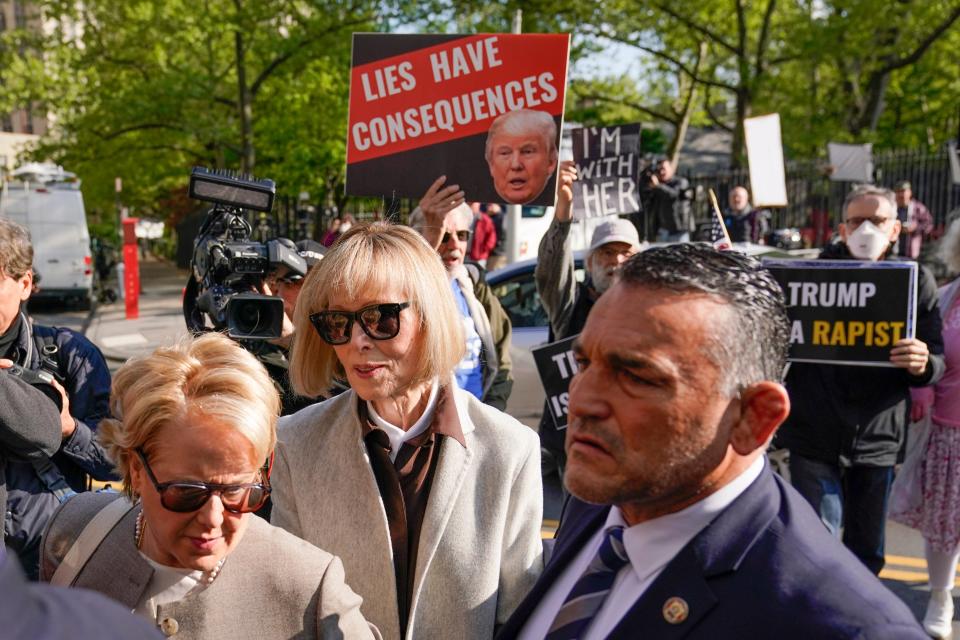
[763,260,918,366]
[571,123,641,220]
[346,33,570,206]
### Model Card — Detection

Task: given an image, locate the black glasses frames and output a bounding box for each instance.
[442,230,471,244]
[135,448,270,514]
[309,302,411,345]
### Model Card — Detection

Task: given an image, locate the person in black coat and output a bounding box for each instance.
[776,185,945,575]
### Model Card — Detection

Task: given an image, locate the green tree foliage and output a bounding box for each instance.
[0,0,379,215]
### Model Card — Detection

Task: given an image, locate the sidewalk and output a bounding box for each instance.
[86,254,191,364]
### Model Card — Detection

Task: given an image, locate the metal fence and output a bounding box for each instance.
[685,147,960,247]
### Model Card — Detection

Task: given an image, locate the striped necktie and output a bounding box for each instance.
[545,526,630,640]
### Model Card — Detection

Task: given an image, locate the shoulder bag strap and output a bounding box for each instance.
[50,497,136,587]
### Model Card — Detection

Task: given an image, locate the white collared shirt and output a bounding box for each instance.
[518,456,766,640]
[367,378,440,462]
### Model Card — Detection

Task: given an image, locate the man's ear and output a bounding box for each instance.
[18,270,33,302]
[729,381,791,455]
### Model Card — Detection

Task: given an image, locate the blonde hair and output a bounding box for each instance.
[98,332,280,498]
[290,222,465,397]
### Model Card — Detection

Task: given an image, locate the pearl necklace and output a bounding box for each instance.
[135,510,225,585]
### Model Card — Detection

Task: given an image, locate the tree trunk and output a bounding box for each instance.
[235,29,255,173]
[668,42,707,167]
[731,88,751,169]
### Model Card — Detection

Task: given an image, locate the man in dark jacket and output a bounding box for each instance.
[0,365,62,521]
[642,158,692,242]
[776,185,945,575]
[0,219,115,578]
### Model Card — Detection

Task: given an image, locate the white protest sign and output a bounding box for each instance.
[827,142,874,182]
[744,114,788,207]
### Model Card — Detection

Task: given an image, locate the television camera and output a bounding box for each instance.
[183,167,307,340]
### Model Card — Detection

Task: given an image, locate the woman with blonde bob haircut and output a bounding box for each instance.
[40,333,377,640]
[272,222,544,640]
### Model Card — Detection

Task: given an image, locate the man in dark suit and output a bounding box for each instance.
[498,243,925,640]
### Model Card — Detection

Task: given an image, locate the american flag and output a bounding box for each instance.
[710,209,732,251]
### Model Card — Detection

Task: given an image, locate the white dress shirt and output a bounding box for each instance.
[518,456,766,640]
[367,378,440,462]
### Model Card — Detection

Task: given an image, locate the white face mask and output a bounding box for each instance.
[845,220,891,260]
[340,222,352,232]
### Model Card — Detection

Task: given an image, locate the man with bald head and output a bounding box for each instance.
[485,109,559,205]
[724,186,769,244]
[410,178,514,410]
[499,243,927,640]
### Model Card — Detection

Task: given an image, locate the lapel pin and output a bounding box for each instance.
[662,596,689,624]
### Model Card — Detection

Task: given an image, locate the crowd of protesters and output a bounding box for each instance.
[1,153,957,640]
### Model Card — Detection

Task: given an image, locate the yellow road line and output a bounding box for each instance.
[885,554,928,569]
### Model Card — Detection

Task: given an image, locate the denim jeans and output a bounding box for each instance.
[788,453,894,575]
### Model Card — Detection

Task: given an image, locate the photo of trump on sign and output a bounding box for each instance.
[485,109,558,205]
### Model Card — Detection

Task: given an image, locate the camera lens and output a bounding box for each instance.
[233,300,263,335]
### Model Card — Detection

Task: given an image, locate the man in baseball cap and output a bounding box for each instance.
[535,160,644,483]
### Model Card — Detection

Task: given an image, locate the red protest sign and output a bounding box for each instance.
[346,33,570,206]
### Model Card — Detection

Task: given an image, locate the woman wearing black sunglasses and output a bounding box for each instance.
[272,222,544,640]
[40,333,378,639]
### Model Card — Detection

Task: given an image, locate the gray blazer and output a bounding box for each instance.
[271,386,544,640]
[41,491,378,640]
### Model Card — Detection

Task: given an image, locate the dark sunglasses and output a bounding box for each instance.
[309,302,410,345]
[135,448,270,514]
[442,230,470,243]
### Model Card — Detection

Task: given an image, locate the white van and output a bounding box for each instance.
[0,163,94,308]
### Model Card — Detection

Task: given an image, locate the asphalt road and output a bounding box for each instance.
[28,299,958,633]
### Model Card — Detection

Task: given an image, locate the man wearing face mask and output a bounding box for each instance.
[535,161,642,481]
[776,185,945,575]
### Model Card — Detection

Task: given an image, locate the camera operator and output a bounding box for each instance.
[259,238,341,414]
[641,158,693,243]
[0,219,115,579]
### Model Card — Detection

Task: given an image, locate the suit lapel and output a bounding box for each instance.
[409,432,473,614]
[496,501,609,639]
[607,465,781,639]
[607,549,718,640]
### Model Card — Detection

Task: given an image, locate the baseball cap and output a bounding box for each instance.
[296,239,326,270]
[894,180,912,191]
[589,218,641,253]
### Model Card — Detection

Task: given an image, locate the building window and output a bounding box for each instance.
[1,115,12,132]
[14,1,27,28]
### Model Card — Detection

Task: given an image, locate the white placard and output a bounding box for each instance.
[948,140,960,186]
[827,142,874,182]
[744,114,788,207]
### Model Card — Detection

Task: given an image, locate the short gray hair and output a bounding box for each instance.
[842,185,896,219]
[619,243,790,395]
[484,109,558,164]
[408,203,472,234]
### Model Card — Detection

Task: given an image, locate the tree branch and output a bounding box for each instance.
[585,27,737,91]
[91,123,188,140]
[577,91,679,125]
[754,0,778,77]
[877,5,960,75]
[654,2,738,55]
[703,86,734,133]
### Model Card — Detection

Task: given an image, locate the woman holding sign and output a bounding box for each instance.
[270,222,543,640]
[894,217,960,638]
